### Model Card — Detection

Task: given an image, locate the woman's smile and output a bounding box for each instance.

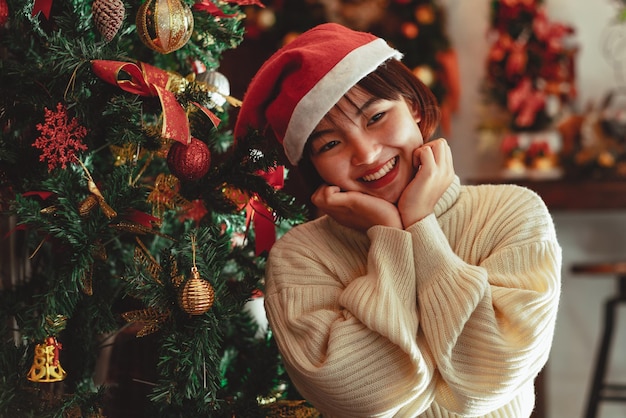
[359,156,399,188]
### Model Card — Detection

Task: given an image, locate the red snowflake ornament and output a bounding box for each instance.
[33,103,88,171]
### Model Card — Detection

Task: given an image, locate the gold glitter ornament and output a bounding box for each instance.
[78,194,98,217]
[179,266,215,315]
[178,235,215,315]
[136,0,194,54]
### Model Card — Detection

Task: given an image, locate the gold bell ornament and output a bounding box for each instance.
[178,235,215,315]
[136,0,194,54]
[27,336,67,383]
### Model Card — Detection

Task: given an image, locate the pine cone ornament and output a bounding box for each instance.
[92,0,125,42]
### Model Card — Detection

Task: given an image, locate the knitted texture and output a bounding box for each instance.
[264,179,561,417]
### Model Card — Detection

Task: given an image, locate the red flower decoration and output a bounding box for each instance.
[501,133,521,156]
[507,78,546,127]
[33,103,88,171]
[178,199,208,225]
[526,141,551,158]
[193,0,264,17]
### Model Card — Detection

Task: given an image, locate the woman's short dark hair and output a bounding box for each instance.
[296,58,441,197]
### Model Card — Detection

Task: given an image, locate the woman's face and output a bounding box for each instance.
[308,86,424,204]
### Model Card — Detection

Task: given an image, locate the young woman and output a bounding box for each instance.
[234,23,561,418]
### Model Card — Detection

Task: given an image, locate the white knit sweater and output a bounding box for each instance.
[264,177,562,417]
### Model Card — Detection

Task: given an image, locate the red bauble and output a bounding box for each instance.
[0,0,8,26]
[167,138,211,181]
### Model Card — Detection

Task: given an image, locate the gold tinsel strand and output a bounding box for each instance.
[122,308,170,337]
[78,194,98,217]
[261,400,320,418]
[133,237,163,284]
[81,267,93,295]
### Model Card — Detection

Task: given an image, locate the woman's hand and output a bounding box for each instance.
[311,185,403,231]
[397,138,455,228]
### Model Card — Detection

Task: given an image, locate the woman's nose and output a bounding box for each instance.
[350,135,380,166]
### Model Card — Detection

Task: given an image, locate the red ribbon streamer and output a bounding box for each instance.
[124,209,161,228]
[32,0,53,18]
[22,191,55,200]
[245,166,284,256]
[91,60,220,145]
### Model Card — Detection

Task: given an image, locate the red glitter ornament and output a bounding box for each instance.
[167,137,211,181]
[0,0,9,26]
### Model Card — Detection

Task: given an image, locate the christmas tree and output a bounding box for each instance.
[0,0,311,416]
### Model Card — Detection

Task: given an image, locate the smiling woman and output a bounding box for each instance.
[234,23,562,418]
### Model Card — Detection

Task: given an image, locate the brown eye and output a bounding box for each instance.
[317,140,340,154]
[368,112,385,126]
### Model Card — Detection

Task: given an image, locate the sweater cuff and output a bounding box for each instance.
[406,214,466,291]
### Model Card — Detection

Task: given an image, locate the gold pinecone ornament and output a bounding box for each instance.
[92,0,126,42]
[178,267,215,315]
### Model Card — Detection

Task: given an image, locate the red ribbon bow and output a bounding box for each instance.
[91,60,220,145]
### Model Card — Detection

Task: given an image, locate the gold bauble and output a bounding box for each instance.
[179,267,215,315]
[136,0,194,54]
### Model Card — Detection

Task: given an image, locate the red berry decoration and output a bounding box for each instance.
[167,138,211,181]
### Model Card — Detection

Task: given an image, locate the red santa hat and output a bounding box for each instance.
[234,23,402,165]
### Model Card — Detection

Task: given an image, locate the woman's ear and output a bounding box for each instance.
[410,100,422,123]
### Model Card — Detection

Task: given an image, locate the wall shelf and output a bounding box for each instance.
[470,178,626,211]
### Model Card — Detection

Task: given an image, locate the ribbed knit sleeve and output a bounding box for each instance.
[407,184,561,416]
[265,220,438,417]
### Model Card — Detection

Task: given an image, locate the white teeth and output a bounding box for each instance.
[362,157,397,182]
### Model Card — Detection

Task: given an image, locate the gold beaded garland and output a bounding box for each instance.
[136,0,194,54]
